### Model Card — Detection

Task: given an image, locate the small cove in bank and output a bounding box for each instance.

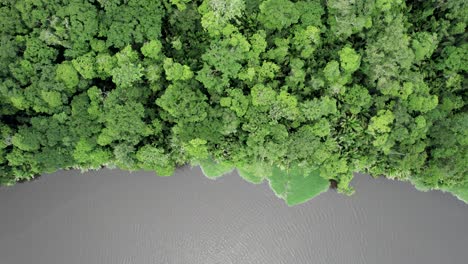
[0,167,467,264]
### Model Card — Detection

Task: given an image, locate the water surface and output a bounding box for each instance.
[0,167,467,264]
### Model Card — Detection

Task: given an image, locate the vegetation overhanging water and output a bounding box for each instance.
[0,0,466,205]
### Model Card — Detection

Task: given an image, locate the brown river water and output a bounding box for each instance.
[0,167,467,264]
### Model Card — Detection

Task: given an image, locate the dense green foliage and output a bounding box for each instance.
[0,0,467,205]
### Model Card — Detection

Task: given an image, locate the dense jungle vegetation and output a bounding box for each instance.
[0,0,466,205]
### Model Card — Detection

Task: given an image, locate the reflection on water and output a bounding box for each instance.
[0,167,467,264]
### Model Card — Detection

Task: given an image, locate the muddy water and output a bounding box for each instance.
[0,167,467,264]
